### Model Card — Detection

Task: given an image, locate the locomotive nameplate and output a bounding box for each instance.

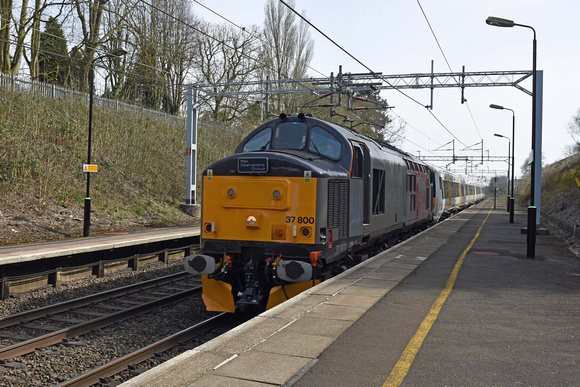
[238,158,268,173]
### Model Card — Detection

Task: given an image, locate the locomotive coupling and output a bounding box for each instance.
[184,254,216,275]
[276,260,313,282]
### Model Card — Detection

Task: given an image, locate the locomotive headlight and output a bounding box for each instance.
[204,222,215,233]
[272,189,282,200]
[226,187,236,198]
[246,215,257,226]
[300,226,312,238]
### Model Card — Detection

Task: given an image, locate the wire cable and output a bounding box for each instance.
[140,0,323,97]
[416,0,483,141]
[278,0,469,148]
[192,0,328,79]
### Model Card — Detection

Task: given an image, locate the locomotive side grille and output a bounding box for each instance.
[328,180,349,239]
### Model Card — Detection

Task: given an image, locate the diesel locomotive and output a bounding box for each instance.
[185,114,484,312]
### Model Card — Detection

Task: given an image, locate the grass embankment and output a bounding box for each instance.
[0,88,249,242]
[539,154,580,203]
[516,153,580,206]
[537,154,580,234]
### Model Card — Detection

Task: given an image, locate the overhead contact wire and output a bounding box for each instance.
[141,0,325,96]
[417,0,483,142]
[279,0,469,149]
[192,0,328,79]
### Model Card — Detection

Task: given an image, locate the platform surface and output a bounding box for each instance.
[0,227,200,265]
[122,199,580,386]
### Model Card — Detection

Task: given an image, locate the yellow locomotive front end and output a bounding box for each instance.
[187,161,322,313]
[202,174,317,245]
[185,114,353,313]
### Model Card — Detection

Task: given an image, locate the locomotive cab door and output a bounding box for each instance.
[350,142,370,236]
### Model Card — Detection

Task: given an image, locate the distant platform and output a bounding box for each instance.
[0,227,200,266]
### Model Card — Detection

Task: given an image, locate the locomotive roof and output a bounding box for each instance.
[235,114,482,186]
[237,113,419,161]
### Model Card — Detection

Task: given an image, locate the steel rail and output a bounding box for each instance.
[0,271,192,329]
[0,286,202,360]
[56,313,229,387]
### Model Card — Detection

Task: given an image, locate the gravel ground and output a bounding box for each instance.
[0,259,217,386]
[1,298,213,386]
[0,259,188,317]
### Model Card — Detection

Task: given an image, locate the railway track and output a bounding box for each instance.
[56,312,231,386]
[0,211,474,385]
[0,272,200,361]
[0,230,200,299]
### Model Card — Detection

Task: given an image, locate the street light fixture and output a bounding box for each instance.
[493,133,511,214]
[485,17,515,28]
[83,47,128,237]
[490,104,516,223]
[486,16,537,258]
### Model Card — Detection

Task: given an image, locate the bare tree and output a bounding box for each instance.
[66,0,138,91]
[120,0,198,113]
[262,0,314,113]
[562,143,580,158]
[155,0,198,114]
[117,1,161,107]
[0,0,52,75]
[28,0,43,79]
[568,108,580,147]
[193,22,262,121]
[0,0,26,74]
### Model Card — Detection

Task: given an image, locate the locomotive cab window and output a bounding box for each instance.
[243,128,272,152]
[372,169,385,214]
[407,174,416,192]
[272,122,308,150]
[309,126,342,160]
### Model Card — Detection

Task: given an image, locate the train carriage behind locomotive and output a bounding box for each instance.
[185,114,437,313]
[430,170,485,221]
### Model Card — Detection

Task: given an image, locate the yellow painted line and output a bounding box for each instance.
[384,204,493,387]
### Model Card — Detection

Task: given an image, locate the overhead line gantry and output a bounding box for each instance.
[186,65,543,222]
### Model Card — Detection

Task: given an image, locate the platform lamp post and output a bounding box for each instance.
[493,133,511,213]
[490,104,516,224]
[486,16,537,258]
[83,47,128,237]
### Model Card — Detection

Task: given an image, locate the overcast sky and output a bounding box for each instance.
[193,0,579,180]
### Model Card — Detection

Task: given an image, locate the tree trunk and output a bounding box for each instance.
[29,0,43,80]
[0,0,14,73]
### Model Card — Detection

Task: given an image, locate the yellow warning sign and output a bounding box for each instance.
[83,164,98,173]
[304,170,311,183]
[571,169,580,188]
[207,169,213,181]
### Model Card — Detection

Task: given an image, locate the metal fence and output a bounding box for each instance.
[542,213,580,242]
[0,72,185,126]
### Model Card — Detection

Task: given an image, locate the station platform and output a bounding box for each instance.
[121,198,580,386]
[0,227,200,266]
[0,227,200,296]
